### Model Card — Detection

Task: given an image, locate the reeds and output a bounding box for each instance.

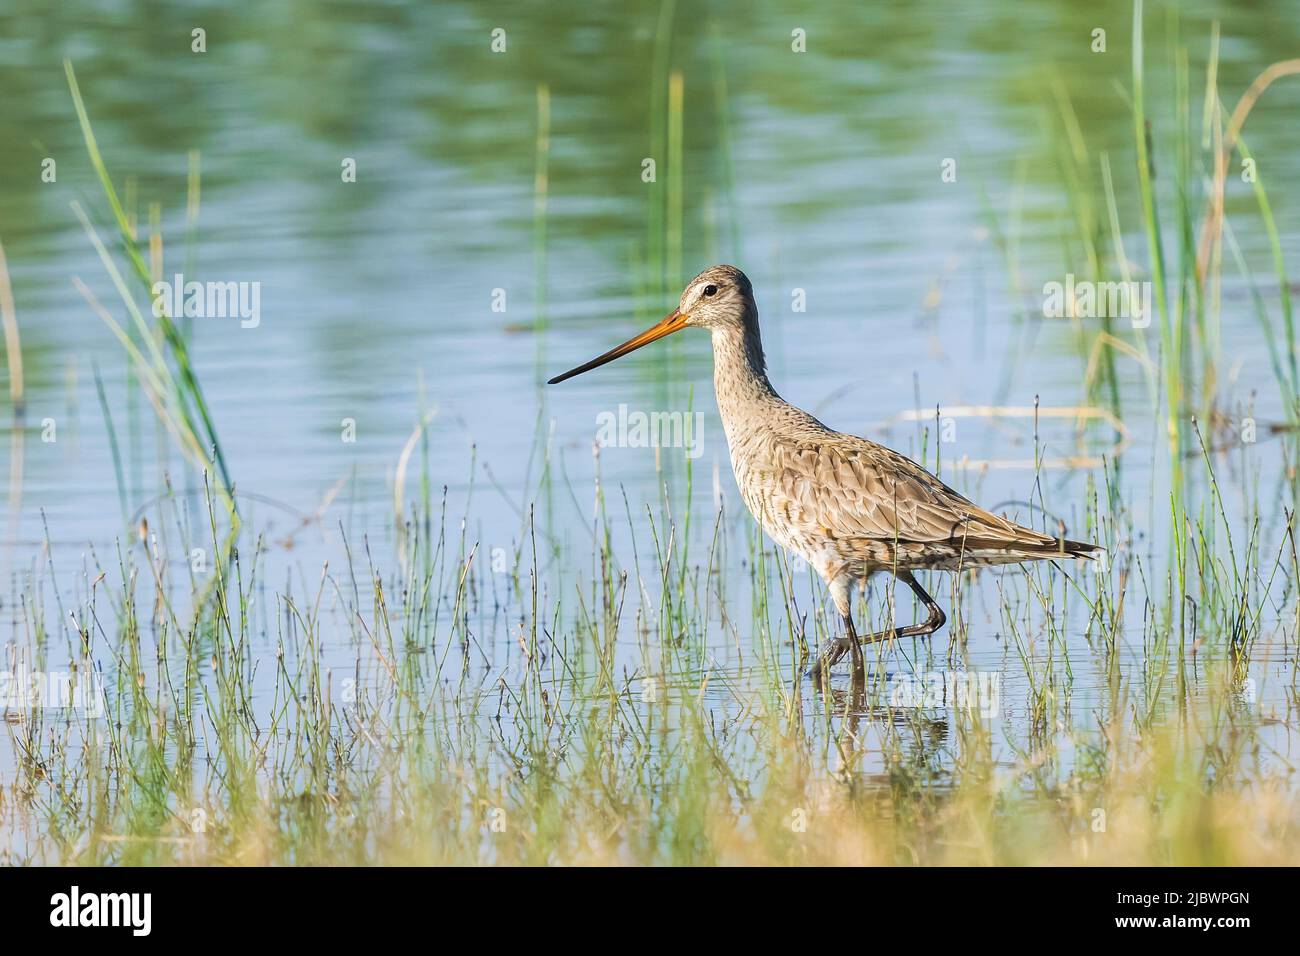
[64,60,234,505]
[0,448,1293,865]
[0,240,21,410]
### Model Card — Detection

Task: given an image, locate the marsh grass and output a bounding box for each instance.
[0,447,1294,865]
[64,59,235,509]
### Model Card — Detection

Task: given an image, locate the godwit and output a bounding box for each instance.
[548,265,1100,679]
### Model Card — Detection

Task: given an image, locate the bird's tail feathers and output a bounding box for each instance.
[1055,537,1103,560]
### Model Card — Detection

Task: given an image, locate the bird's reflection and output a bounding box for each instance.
[795,668,954,776]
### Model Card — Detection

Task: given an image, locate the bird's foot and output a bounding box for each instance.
[805,636,862,684]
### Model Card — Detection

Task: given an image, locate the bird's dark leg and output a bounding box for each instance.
[845,612,865,673]
[806,571,946,682]
[884,571,947,641]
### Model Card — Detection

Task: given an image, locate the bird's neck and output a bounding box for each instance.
[710,318,778,416]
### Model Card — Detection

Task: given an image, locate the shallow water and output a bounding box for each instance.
[1,0,1299,810]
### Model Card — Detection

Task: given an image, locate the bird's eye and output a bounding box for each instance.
[703,284,718,297]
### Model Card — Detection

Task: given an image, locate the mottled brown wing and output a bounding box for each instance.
[772,435,1054,548]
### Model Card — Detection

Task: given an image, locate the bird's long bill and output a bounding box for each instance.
[547,310,688,385]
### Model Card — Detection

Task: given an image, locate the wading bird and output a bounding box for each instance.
[548,265,1099,680]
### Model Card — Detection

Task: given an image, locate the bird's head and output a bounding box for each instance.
[547,264,755,385]
[674,264,754,331]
